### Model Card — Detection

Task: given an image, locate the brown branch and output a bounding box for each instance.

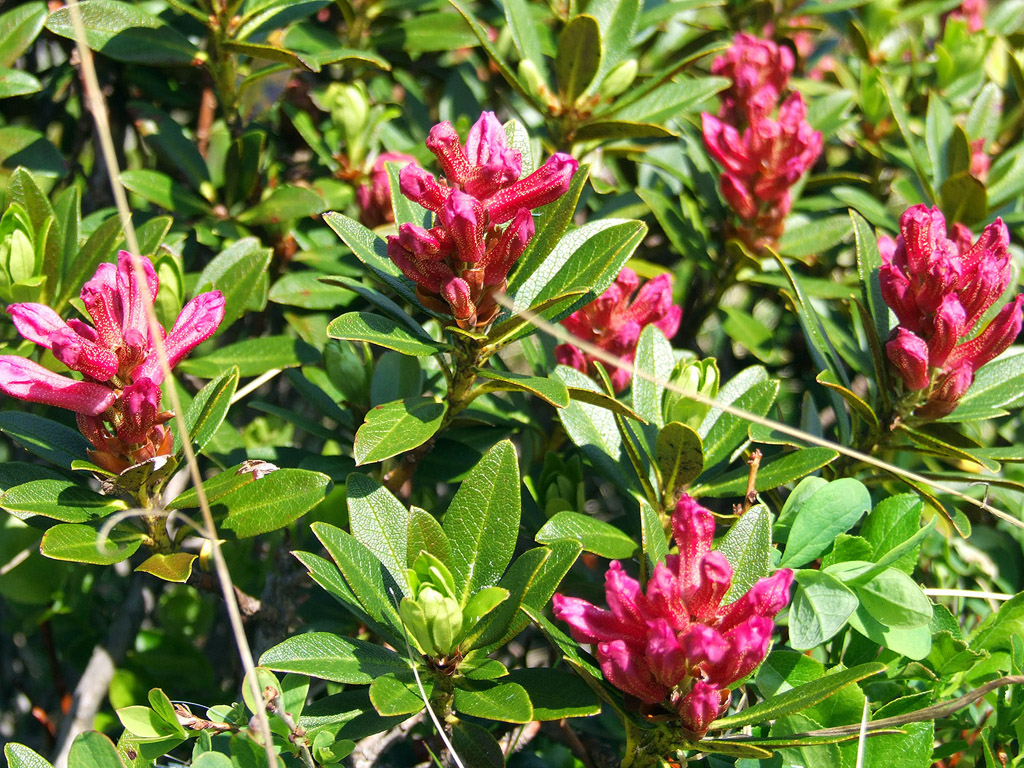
[742,449,762,513]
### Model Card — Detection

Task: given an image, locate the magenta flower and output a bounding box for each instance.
[0,251,225,473]
[946,0,987,32]
[387,111,578,329]
[880,205,1022,417]
[357,151,417,228]
[554,268,681,392]
[552,495,793,736]
[702,35,822,251]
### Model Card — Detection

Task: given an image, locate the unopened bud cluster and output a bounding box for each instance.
[0,252,224,474]
[702,34,823,250]
[555,268,681,392]
[553,496,793,736]
[881,205,1022,418]
[664,358,719,428]
[387,112,578,329]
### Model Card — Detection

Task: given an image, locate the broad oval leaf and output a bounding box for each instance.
[40,522,145,565]
[656,421,704,499]
[789,569,859,650]
[354,396,447,466]
[781,478,871,568]
[555,14,601,103]
[4,743,53,768]
[453,679,533,723]
[536,510,636,559]
[219,469,332,538]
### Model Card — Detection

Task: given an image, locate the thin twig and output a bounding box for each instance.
[64,2,276,763]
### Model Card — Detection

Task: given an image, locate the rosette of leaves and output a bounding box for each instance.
[323,118,648,481]
[258,441,596,756]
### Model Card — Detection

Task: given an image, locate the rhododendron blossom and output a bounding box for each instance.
[702,34,822,250]
[0,252,225,474]
[555,268,681,392]
[881,205,1023,417]
[553,495,793,736]
[387,111,578,329]
[357,151,417,228]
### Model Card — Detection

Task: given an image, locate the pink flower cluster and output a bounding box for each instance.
[0,252,225,474]
[702,34,823,250]
[387,112,578,329]
[357,151,417,228]
[881,205,1022,418]
[555,268,681,392]
[553,496,793,736]
[947,0,987,33]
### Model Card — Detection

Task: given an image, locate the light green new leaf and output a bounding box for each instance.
[789,569,859,649]
[346,473,410,592]
[536,510,635,559]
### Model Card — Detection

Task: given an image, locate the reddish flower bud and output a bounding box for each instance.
[425,121,472,185]
[481,208,534,286]
[398,164,450,214]
[672,495,716,589]
[686,552,734,621]
[597,640,668,704]
[886,328,931,391]
[705,615,773,686]
[136,291,225,383]
[0,356,115,415]
[440,191,487,263]
[918,362,975,418]
[50,327,120,381]
[929,294,967,368]
[357,152,417,228]
[486,153,578,224]
[441,277,476,327]
[949,294,1024,371]
[678,680,726,735]
[679,624,728,669]
[397,223,452,259]
[7,303,67,349]
[118,377,164,445]
[717,569,794,634]
[645,619,687,688]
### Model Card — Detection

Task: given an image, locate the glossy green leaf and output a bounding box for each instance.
[237,184,325,225]
[556,366,627,489]
[354,396,446,466]
[408,507,450,566]
[193,238,273,334]
[847,604,933,659]
[781,478,871,568]
[503,0,542,66]
[692,447,838,499]
[0,411,92,469]
[708,663,885,730]
[4,744,53,768]
[454,679,533,723]
[368,672,429,717]
[507,668,601,720]
[1,479,127,523]
[260,632,407,684]
[134,553,196,583]
[969,592,1024,654]
[346,473,409,592]
[789,569,859,649]
[633,324,674,427]
[656,421,704,500]
[219,469,331,537]
[0,69,41,98]
[67,732,126,768]
[536,510,635,559]
[46,0,199,65]
[444,440,521,603]
[176,366,239,455]
[700,379,779,469]
[327,312,446,356]
[475,369,570,408]
[385,160,429,230]
[856,568,933,630]
[120,170,210,215]
[0,3,47,68]
[269,271,355,310]
[40,523,145,565]
[450,720,504,768]
[555,14,601,103]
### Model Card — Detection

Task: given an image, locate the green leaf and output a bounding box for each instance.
[407,506,450,566]
[555,14,601,103]
[940,172,987,226]
[847,604,933,660]
[178,335,320,378]
[503,0,542,66]
[194,238,273,334]
[46,0,199,65]
[632,324,674,427]
[717,504,772,601]
[641,497,668,570]
[856,568,933,630]
[536,510,636,559]
[368,672,429,716]
[789,569,859,650]
[454,679,533,723]
[323,212,423,309]
[269,271,355,310]
[120,169,211,215]
[327,312,446,356]
[354,397,446,466]
[777,215,853,260]
[655,421,704,500]
[940,349,1024,422]
[220,469,332,538]
[67,732,127,768]
[346,473,409,592]
[882,78,936,204]
[223,130,265,208]
[860,494,925,575]
[176,366,239,455]
[0,69,41,98]
[708,663,885,731]
[260,632,407,684]
[573,120,675,142]
[781,478,871,568]
[475,369,570,408]
[0,411,92,469]
[385,161,429,230]
[506,668,601,720]
[692,447,838,499]
[450,720,504,768]
[237,184,325,225]
[444,440,521,603]
[40,523,145,565]
[462,547,548,650]
[129,103,209,189]
[700,379,779,469]
[0,3,47,68]
[4,743,53,768]
[220,39,315,70]
[134,553,196,583]
[968,592,1024,654]
[555,366,627,489]
[1,479,127,523]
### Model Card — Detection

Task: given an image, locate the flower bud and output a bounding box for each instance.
[518,59,548,102]
[665,358,719,428]
[328,83,371,164]
[886,328,930,391]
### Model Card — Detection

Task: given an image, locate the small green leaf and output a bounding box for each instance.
[717,504,772,601]
[193,238,273,334]
[134,553,196,583]
[450,720,504,768]
[67,731,128,768]
[219,469,332,538]
[346,473,409,592]
[692,447,838,499]
[327,312,446,356]
[260,632,408,684]
[475,369,570,408]
[269,271,356,310]
[507,668,601,720]
[789,569,859,649]
[177,335,320,378]
[536,510,636,559]
[408,507,450,566]
[237,184,325,225]
[368,672,428,716]
[120,169,211,215]
[0,411,92,469]
[633,324,675,427]
[555,14,601,103]
[454,679,533,723]
[176,366,239,455]
[0,69,41,98]
[2,476,120,522]
[781,478,871,568]
[4,743,53,768]
[354,396,447,466]
[444,440,521,603]
[0,3,47,68]
[855,568,933,630]
[40,523,145,565]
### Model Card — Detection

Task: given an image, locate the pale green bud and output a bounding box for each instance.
[665,358,720,428]
[518,59,547,102]
[599,59,638,99]
[419,587,464,657]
